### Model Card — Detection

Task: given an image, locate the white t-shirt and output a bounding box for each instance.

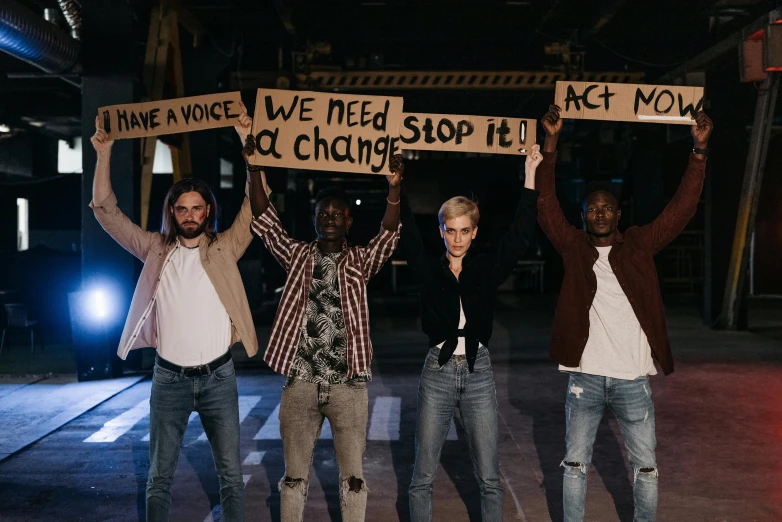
[437,298,468,356]
[156,243,232,367]
[560,245,657,380]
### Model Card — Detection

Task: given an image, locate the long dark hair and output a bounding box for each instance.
[160,178,218,246]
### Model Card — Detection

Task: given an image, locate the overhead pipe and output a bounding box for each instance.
[0,0,80,76]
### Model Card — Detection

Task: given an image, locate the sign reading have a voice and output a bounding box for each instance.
[554,81,704,125]
[247,89,404,175]
[399,113,536,155]
[99,92,243,139]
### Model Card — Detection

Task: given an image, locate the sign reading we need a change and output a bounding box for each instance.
[399,113,536,155]
[247,89,404,175]
[99,92,244,140]
[554,81,704,125]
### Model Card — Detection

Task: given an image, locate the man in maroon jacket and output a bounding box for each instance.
[537,105,713,522]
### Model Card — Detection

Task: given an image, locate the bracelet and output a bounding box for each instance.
[692,147,709,157]
[246,164,263,172]
[386,197,401,205]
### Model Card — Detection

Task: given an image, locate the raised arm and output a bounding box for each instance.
[491,145,541,286]
[243,135,302,271]
[219,103,266,260]
[359,154,404,279]
[89,117,155,261]
[640,111,712,254]
[536,105,580,255]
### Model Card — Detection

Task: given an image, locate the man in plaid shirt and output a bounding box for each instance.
[244,135,403,522]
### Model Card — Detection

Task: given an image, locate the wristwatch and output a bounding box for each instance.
[692,147,710,157]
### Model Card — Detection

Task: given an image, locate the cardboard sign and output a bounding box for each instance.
[554,82,704,125]
[247,89,404,175]
[399,113,536,155]
[98,92,244,140]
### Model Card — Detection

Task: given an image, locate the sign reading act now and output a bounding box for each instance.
[554,81,705,125]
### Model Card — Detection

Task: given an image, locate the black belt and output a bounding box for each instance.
[156,351,232,377]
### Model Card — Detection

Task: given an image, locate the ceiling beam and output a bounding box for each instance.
[658,5,782,84]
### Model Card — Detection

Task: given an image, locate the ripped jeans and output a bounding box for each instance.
[562,373,658,522]
[278,379,369,522]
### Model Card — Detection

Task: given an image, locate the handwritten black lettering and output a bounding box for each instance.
[255,128,282,159]
[455,121,474,145]
[130,112,141,130]
[116,109,128,132]
[314,126,329,161]
[331,135,355,163]
[497,119,512,148]
[103,110,112,133]
[371,136,390,173]
[181,105,193,125]
[634,88,656,115]
[347,101,359,128]
[678,94,704,118]
[654,89,674,114]
[437,118,456,143]
[358,137,372,165]
[167,108,178,126]
[422,118,437,144]
[390,136,400,157]
[148,108,160,129]
[299,97,314,121]
[360,101,372,127]
[372,100,390,131]
[294,134,310,160]
[138,111,150,131]
[486,120,495,147]
[400,115,421,144]
[209,102,222,121]
[192,104,205,123]
[564,84,601,111]
[327,99,345,125]
[265,95,298,121]
[223,100,238,119]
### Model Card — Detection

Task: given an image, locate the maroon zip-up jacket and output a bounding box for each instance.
[536,151,707,375]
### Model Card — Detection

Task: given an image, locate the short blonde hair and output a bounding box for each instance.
[438,196,480,228]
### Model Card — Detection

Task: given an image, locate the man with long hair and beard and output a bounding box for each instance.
[90,104,261,522]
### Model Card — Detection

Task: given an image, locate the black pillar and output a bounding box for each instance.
[78,0,139,380]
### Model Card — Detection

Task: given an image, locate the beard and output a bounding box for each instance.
[175,218,208,239]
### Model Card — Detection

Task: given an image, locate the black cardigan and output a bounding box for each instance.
[399,186,539,371]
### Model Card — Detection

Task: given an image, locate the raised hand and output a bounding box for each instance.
[387,154,404,188]
[541,104,563,137]
[234,100,252,144]
[91,115,114,154]
[691,111,713,148]
[526,144,543,170]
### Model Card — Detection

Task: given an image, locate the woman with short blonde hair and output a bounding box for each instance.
[401,145,543,521]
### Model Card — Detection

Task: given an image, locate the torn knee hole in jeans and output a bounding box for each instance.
[341,476,368,504]
[633,467,659,481]
[278,476,307,495]
[561,460,587,475]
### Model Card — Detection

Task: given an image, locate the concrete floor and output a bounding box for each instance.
[0,294,780,521]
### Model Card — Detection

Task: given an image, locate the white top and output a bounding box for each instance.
[156,243,232,366]
[560,246,657,380]
[437,298,468,356]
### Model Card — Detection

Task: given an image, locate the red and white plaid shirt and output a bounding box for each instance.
[251,204,400,378]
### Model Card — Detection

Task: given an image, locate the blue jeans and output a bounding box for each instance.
[409,346,503,522]
[562,373,658,522]
[146,357,244,522]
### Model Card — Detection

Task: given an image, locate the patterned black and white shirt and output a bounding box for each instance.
[288,249,370,385]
